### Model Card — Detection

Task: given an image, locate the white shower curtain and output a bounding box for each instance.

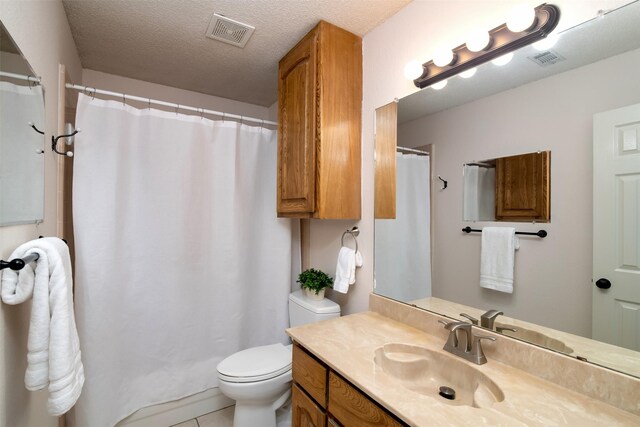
[70,94,293,427]
[375,154,431,302]
[463,164,496,221]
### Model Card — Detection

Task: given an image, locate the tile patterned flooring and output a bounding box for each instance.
[171,405,234,427]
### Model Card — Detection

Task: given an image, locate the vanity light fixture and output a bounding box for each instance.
[459,67,477,78]
[431,80,448,90]
[411,3,559,89]
[466,30,492,52]
[491,52,514,66]
[403,60,424,80]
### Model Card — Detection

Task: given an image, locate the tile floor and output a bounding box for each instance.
[171,405,234,427]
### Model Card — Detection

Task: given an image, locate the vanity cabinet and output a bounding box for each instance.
[292,343,406,427]
[277,21,362,219]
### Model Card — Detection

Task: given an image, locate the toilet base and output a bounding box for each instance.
[232,388,291,427]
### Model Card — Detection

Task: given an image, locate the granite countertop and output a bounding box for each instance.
[287,311,640,426]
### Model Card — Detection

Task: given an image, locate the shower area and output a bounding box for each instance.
[59,80,298,427]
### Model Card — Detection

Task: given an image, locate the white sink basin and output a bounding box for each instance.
[374,343,505,408]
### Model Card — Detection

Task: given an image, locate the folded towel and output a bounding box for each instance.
[480,227,519,294]
[333,247,363,294]
[1,237,84,415]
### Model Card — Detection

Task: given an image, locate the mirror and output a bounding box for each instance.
[463,151,550,222]
[374,1,640,378]
[0,20,45,226]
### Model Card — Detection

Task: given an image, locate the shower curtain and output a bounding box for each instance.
[463,164,496,221]
[375,154,431,302]
[69,94,293,427]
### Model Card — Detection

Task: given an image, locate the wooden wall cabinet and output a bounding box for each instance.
[292,343,406,427]
[495,151,550,221]
[277,21,362,219]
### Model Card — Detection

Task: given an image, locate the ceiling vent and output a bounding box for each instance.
[206,13,255,48]
[527,50,566,67]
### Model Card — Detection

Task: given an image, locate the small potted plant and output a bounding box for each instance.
[297,268,334,301]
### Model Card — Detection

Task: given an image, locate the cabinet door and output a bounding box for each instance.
[328,372,405,426]
[292,383,327,427]
[495,151,550,221]
[277,29,318,217]
[292,343,328,408]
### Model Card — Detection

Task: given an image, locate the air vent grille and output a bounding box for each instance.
[527,50,566,67]
[206,13,255,48]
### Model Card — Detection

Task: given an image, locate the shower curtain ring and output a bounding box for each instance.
[122,93,126,106]
[200,108,204,119]
[148,98,151,110]
[175,104,180,115]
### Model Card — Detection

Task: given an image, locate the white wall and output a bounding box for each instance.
[309,0,632,315]
[398,47,640,336]
[0,1,82,425]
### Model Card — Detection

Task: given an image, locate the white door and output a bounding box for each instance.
[592,103,640,351]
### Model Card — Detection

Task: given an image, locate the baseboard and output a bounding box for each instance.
[117,388,234,427]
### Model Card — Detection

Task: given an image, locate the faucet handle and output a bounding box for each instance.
[496,326,518,333]
[471,335,496,365]
[460,313,478,325]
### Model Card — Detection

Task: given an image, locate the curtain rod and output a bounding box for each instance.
[65,83,277,127]
[0,71,42,84]
[397,146,429,155]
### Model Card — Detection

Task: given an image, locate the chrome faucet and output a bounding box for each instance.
[439,320,495,365]
[481,310,504,329]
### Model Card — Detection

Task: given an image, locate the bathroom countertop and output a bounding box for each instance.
[286,311,640,426]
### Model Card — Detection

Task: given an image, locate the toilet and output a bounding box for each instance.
[216,289,340,427]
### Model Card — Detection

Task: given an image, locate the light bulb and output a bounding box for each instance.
[433,48,455,67]
[507,5,536,32]
[492,52,514,66]
[403,60,424,80]
[460,67,477,79]
[431,80,448,90]
[466,30,491,52]
[533,34,559,50]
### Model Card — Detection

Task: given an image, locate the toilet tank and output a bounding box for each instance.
[289,290,340,327]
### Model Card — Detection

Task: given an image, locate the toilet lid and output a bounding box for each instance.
[217,343,292,383]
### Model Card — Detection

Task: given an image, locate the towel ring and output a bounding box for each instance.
[341,227,360,252]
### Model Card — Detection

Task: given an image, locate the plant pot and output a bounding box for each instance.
[304,288,325,301]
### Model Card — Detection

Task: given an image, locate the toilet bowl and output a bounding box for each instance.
[216,290,340,427]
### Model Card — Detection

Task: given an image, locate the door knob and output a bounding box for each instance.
[595,278,611,289]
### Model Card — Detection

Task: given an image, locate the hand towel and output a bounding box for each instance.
[333,247,363,294]
[480,227,519,293]
[1,237,84,415]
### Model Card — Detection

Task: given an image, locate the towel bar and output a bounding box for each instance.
[462,226,547,238]
[0,253,40,271]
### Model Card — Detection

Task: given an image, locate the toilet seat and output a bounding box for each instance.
[217,343,292,383]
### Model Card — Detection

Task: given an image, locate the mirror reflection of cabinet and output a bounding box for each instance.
[374,102,397,219]
[463,151,550,222]
[495,151,550,222]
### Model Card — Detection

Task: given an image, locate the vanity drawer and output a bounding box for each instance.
[292,343,328,407]
[292,383,326,427]
[328,372,405,427]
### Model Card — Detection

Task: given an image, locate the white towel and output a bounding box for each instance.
[480,227,519,294]
[333,246,363,294]
[1,238,84,415]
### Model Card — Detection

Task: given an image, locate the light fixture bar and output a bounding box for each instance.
[413,3,560,89]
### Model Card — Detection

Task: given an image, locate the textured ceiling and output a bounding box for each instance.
[62,0,411,106]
